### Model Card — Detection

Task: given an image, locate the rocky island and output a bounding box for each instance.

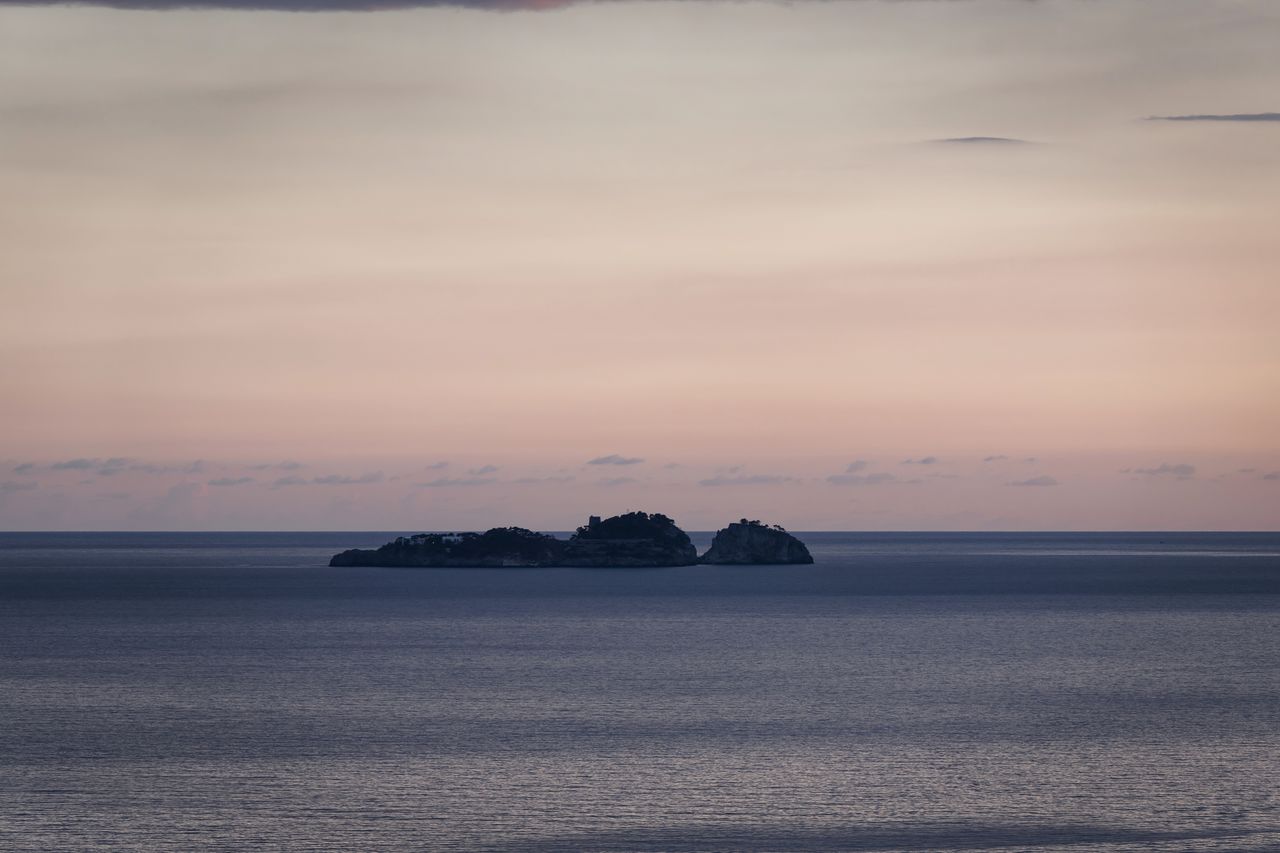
[329,511,812,568]
[699,518,814,565]
[561,512,699,567]
[329,527,564,568]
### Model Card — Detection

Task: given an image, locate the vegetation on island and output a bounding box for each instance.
[573,511,682,540]
[331,526,563,567]
[330,511,812,568]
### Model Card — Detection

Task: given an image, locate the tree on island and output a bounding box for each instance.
[573,511,681,540]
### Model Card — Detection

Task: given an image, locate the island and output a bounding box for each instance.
[328,527,564,568]
[699,518,814,565]
[559,511,699,567]
[329,511,813,568]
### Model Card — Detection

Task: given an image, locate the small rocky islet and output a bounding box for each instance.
[329,511,813,568]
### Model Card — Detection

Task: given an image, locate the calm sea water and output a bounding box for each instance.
[2,532,1279,852]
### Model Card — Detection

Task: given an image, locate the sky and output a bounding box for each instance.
[1,0,1278,531]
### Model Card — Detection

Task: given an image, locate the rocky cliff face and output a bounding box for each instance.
[560,511,699,567]
[329,527,564,568]
[699,519,813,565]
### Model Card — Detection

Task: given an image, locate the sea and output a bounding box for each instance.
[1,531,1278,852]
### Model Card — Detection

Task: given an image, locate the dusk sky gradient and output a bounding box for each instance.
[2,0,1278,530]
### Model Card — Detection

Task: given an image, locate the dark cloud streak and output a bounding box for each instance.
[0,0,577,9]
[588,454,644,466]
[208,476,254,487]
[0,0,986,10]
[1148,113,1280,122]
[933,136,1031,145]
[1007,475,1059,487]
[1127,463,1196,479]
[272,471,383,486]
[414,476,498,487]
[827,472,896,486]
[311,472,384,485]
[698,474,793,487]
[50,458,99,471]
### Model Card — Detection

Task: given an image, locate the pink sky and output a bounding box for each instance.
[1,0,1278,529]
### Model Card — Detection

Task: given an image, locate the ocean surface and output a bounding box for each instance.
[2,531,1279,852]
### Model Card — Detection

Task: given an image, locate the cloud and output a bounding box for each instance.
[844,460,869,473]
[1147,113,1280,122]
[12,463,36,475]
[512,475,574,485]
[901,456,938,465]
[44,456,141,475]
[826,472,896,486]
[125,460,206,475]
[0,1,1047,13]
[0,0,581,8]
[414,477,497,487]
[98,457,133,476]
[128,463,172,475]
[1264,472,1280,481]
[271,471,383,486]
[251,460,304,471]
[597,476,637,487]
[50,458,99,471]
[698,474,793,487]
[0,0,1097,10]
[423,461,449,470]
[1007,475,1059,487]
[311,472,384,485]
[207,477,254,487]
[587,454,644,466]
[1128,463,1196,479]
[983,455,1008,463]
[468,464,499,475]
[933,136,1031,145]
[1,480,38,493]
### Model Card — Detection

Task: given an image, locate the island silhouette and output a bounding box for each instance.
[330,511,813,568]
